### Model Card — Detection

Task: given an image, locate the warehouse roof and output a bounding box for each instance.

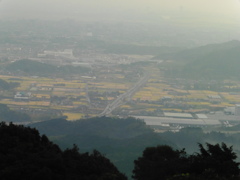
[164,112,193,118]
[196,114,208,119]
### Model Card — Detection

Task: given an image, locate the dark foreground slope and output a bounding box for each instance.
[0,122,127,180]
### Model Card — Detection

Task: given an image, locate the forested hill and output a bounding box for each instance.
[5,59,90,76]
[30,117,172,178]
[0,104,30,122]
[156,40,240,80]
[31,117,153,138]
[181,46,240,79]
[0,122,127,180]
[0,79,19,90]
[30,117,240,178]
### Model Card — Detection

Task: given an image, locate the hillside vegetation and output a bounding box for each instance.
[31,117,172,178]
[2,120,240,180]
[0,79,19,90]
[31,117,240,178]
[0,104,30,122]
[31,117,152,138]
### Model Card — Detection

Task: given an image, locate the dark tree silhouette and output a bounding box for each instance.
[132,145,188,180]
[189,143,240,179]
[0,122,127,180]
[132,143,240,180]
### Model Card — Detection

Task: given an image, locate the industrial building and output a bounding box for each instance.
[164,112,193,119]
[38,49,74,58]
[224,105,240,116]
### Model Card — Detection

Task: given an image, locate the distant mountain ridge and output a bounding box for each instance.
[153,40,240,61]
[182,45,240,79]
[155,40,240,79]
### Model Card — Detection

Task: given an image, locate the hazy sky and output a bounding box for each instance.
[0,0,240,25]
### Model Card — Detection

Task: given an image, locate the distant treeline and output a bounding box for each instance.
[0,79,19,90]
[0,104,30,122]
[5,59,90,76]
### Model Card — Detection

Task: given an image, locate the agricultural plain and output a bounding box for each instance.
[1,60,240,121]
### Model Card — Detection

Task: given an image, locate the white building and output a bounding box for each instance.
[38,49,74,58]
[14,92,32,100]
[235,105,240,116]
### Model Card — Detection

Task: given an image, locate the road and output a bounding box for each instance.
[85,83,91,104]
[99,74,150,116]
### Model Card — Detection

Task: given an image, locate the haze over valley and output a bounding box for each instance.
[1,1,240,179]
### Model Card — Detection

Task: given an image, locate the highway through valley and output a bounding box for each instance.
[99,74,150,116]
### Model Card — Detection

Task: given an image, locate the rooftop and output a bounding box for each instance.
[164,112,193,118]
[196,114,208,119]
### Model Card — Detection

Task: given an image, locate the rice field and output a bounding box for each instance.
[63,113,84,121]
[1,71,240,117]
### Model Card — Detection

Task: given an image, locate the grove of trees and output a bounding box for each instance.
[0,122,127,180]
[133,143,240,180]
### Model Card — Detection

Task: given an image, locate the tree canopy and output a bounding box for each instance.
[133,143,240,180]
[0,122,127,180]
[189,143,240,179]
[132,145,188,180]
